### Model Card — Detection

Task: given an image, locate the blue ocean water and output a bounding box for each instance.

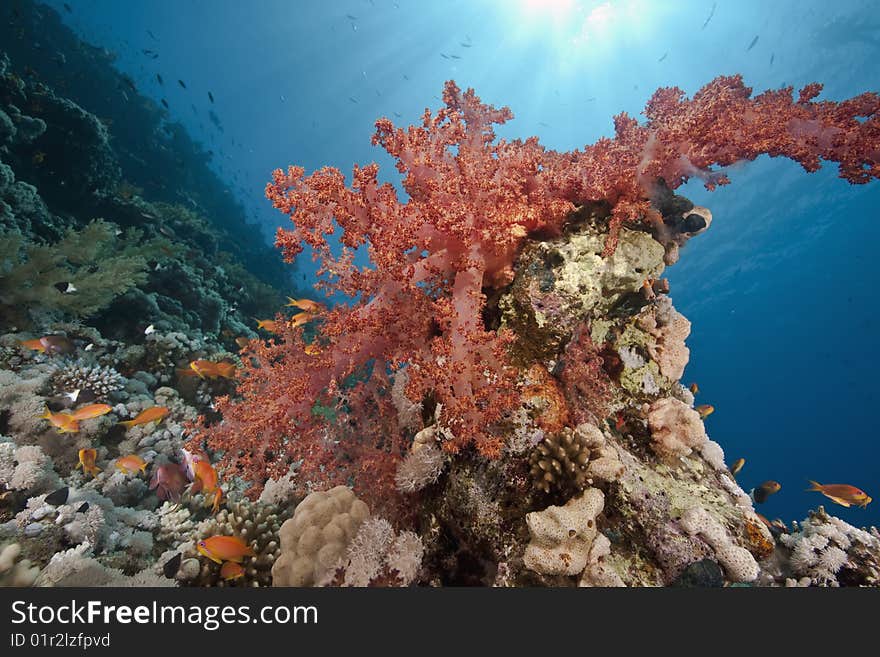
[48,0,879,526]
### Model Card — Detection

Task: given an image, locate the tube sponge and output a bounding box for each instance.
[680,506,759,583]
[523,487,604,577]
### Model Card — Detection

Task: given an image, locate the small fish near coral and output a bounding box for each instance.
[197,536,255,564]
[77,448,101,477]
[750,481,782,504]
[695,404,714,419]
[119,406,170,428]
[807,481,872,508]
[115,454,148,476]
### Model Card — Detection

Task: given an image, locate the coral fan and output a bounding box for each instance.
[195,77,879,504]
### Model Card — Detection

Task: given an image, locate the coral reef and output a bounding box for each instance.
[2,8,879,589]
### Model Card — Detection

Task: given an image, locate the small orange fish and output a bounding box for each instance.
[689,382,699,395]
[750,481,781,504]
[219,561,245,581]
[197,536,256,564]
[286,297,324,313]
[730,457,745,478]
[188,359,236,379]
[77,448,100,476]
[212,361,236,379]
[39,409,79,433]
[256,319,281,332]
[211,488,223,515]
[289,311,316,328]
[807,481,872,508]
[188,359,215,378]
[19,338,47,352]
[190,459,219,495]
[19,335,75,355]
[70,403,113,421]
[119,406,169,428]
[115,454,147,475]
[695,404,714,419]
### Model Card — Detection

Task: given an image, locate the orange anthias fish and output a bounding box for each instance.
[70,403,113,421]
[20,335,75,355]
[190,459,218,495]
[190,458,222,513]
[807,481,872,508]
[119,406,169,428]
[186,359,236,380]
[220,561,245,581]
[39,409,79,433]
[695,404,714,419]
[115,454,148,475]
[289,311,317,328]
[255,319,281,332]
[689,382,699,395]
[77,448,100,476]
[197,536,256,564]
[20,338,47,352]
[286,297,325,314]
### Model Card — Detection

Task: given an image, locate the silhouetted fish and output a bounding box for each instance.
[161,99,168,108]
[156,73,163,85]
[702,2,716,29]
[178,79,186,89]
[63,3,72,12]
[770,53,775,66]
[77,502,89,513]
[658,52,668,62]
[45,487,69,506]
[208,91,214,103]
[747,35,759,51]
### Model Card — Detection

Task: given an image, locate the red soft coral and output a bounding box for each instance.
[192,76,879,501]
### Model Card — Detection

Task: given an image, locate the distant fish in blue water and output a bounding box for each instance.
[747,35,759,51]
[147,29,157,41]
[63,2,72,12]
[440,53,450,59]
[658,52,668,62]
[156,73,163,85]
[460,42,472,48]
[770,53,775,66]
[349,96,358,104]
[393,111,402,118]
[450,54,461,60]
[208,91,214,103]
[142,49,158,59]
[346,13,357,20]
[161,98,168,108]
[279,94,285,102]
[178,79,186,89]
[702,2,715,29]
